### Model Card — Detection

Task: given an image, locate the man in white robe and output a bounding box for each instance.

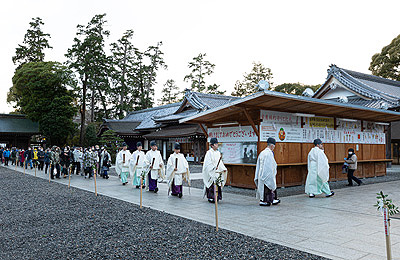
[145,140,165,193]
[254,137,280,206]
[305,139,334,198]
[130,142,148,188]
[202,138,227,203]
[166,142,190,198]
[116,142,132,185]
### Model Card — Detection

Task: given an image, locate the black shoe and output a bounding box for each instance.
[142,185,145,188]
[358,181,362,186]
[171,193,177,196]
[122,183,126,186]
[259,202,271,206]
[326,191,335,197]
[309,194,315,198]
[272,199,280,205]
[136,185,140,189]
[178,193,182,198]
[208,198,215,203]
[154,188,158,193]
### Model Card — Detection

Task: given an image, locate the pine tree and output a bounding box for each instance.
[231,62,273,97]
[159,79,180,105]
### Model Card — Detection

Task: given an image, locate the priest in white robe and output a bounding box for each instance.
[116,142,132,185]
[305,139,335,198]
[254,137,280,206]
[202,138,227,203]
[166,142,190,198]
[130,142,148,188]
[145,140,165,193]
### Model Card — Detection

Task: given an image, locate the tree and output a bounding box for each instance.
[231,62,273,97]
[99,129,124,162]
[12,17,52,68]
[84,123,99,147]
[9,61,76,145]
[274,83,320,96]
[369,34,400,81]
[159,79,180,105]
[184,53,224,94]
[110,29,139,119]
[65,14,112,145]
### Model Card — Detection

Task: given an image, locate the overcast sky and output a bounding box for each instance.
[1,0,399,114]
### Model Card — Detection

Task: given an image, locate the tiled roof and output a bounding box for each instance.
[153,109,199,123]
[187,91,239,110]
[143,124,203,138]
[314,65,400,108]
[102,120,141,135]
[0,114,39,134]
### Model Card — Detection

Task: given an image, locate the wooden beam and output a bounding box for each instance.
[242,108,259,137]
[198,123,208,138]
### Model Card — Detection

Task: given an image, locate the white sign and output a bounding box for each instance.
[208,126,258,142]
[260,110,300,126]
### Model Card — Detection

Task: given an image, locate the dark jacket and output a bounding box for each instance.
[44,152,51,163]
[38,150,45,162]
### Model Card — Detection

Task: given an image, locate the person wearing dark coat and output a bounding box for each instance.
[60,147,72,178]
[38,147,45,171]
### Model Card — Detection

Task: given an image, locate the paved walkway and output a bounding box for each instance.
[5,165,400,260]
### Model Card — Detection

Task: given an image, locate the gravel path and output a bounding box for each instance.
[0,167,327,260]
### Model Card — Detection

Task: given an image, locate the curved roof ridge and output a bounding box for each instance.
[126,102,181,116]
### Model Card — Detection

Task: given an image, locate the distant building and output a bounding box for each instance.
[313,64,400,164]
[0,114,40,148]
[98,89,239,162]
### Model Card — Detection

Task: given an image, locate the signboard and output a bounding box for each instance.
[218,142,257,164]
[208,126,258,142]
[260,110,300,126]
[304,116,334,129]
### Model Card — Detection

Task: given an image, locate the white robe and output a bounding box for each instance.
[202,148,227,189]
[116,150,132,175]
[254,147,277,200]
[305,147,330,194]
[145,149,165,180]
[166,153,190,188]
[130,150,148,178]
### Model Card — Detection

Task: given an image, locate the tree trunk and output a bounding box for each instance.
[90,88,95,122]
[120,44,127,118]
[79,75,87,146]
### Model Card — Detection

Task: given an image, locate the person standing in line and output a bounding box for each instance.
[60,147,72,178]
[100,147,111,179]
[166,142,190,198]
[50,146,61,179]
[83,147,96,179]
[44,148,51,174]
[19,149,25,167]
[116,143,132,185]
[72,147,82,175]
[32,148,38,168]
[38,147,45,171]
[145,141,165,193]
[305,139,334,198]
[254,137,280,206]
[3,148,10,166]
[345,148,362,186]
[24,147,33,169]
[130,142,148,188]
[202,138,228,203]
[10,148,17,166]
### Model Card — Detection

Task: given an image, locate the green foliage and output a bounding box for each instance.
[84,123,99,147]
[369,34,400,81]
[12,17,52,68]
[110,31,166,114]
[374,191,400,216]
[99,129,124,162]
[184,53,225,94]
[10,61,76,146]
[159,79,181,105]
[274,83,320,96]
[231,62,273,97]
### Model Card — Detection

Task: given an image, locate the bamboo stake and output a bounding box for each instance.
[93,168,97,196]
[214,183,219,232]
[34,163,37,177]
[49,163,52,183]
[383,206,392,260]
[24,161,26,175]
[68,166,71,188]
[140,176,143,209]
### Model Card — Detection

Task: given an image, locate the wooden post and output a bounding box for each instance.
[49,163,51,183]
[214,183,219,232]
[94,168,97,196]
[68,166,71,188]
[24,161,26,175]
[34,163,37,177]
[140,176,143,209]
[383,206,392,260]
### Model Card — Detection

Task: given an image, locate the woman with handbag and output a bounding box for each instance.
[344,148,362,186]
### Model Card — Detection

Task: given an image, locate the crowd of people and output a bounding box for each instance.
[1,137,361,206]
[0,145,111,180]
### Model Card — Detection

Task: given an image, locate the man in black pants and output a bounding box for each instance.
[344,148,362,186]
